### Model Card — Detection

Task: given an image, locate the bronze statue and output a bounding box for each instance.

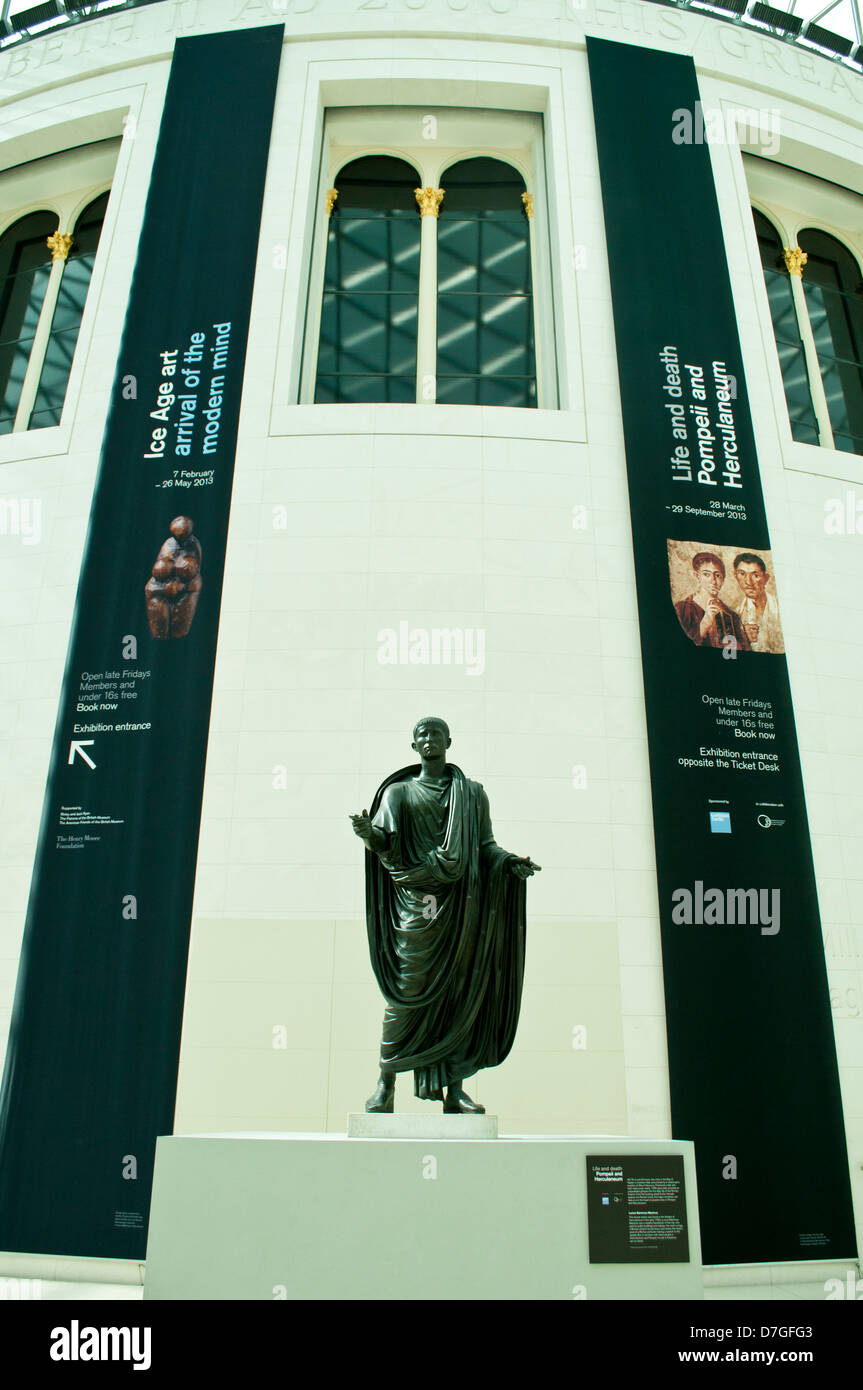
[350,718,539,1114]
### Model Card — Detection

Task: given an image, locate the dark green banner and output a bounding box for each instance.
[587,37,856,1264]
[0,24,283,1259]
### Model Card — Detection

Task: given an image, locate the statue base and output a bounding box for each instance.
[144,1131,703,1300]
[348,1112,497,1139]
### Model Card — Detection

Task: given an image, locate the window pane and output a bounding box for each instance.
[436,375,536,408]
[314,374,416,404]
[317,292,418,377]
[752,210,820,444]
[323,218,419,294]
[789,420,820,446]
[763,268,802,347]
[804,283,863,365]
[437,293,534,377]
[47,253,96,333]
[315,156,420,403]
[27,405,63,430]
[799,227,863,457]
[0,338,34,429]
[438,218,531,296]
[817,354,863,454]
[833,431,863,455]
[0,262,52,346]
[28,327,79,427]
[774,339,820,437]
[438,158,536,408]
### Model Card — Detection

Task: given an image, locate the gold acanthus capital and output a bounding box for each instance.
[783,246,807,277]
[325,189,338,216]
[415,187,445,218]
[46,231,74,262]
[521,192,534,219]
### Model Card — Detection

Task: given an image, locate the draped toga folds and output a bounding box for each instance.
[365,763,527,1100]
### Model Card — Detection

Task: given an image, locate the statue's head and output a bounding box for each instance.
[412,717,451,758]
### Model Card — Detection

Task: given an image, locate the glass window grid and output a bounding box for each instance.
[0,214,55,429]
[0,193,107,434]
[436,167,536,408]
[311,143,540,408]
[754,211,821,445]
[753,205,863,459]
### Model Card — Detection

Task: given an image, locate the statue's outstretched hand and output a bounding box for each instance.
[350,810,373,840]
[509,856,540,879]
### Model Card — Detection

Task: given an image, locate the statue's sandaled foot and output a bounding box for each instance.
[443,1085,485,1114]
[365,1075,395,1113]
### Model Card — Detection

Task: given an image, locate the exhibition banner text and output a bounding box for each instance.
[587,37,856,1264]
[0,24,283,1258]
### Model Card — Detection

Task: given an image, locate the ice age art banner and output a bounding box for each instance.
[0,25,283,1258]
[587,37,856,1264]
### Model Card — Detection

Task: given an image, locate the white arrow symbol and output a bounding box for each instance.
[68,740,96,770]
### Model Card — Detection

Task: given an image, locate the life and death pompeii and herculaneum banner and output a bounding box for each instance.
[0,24,284,1259]
[587,37,856,1265]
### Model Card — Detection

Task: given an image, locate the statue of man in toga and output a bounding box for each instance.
[350,717,539,1114]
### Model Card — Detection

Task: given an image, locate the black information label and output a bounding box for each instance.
[587,1155,689,1263]
[586,38,857,1264]
[0,24,283,1259]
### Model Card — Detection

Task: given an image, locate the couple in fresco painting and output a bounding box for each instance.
[672,546,784,654]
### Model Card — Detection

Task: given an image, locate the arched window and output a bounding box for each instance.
[798,228,863,457]
[0,192,109,435]
[302,112,550,408]
[0,211,55,435]
[29,193,109,430]
[752,209,820,446]
[315,156,421,403]
[437,157,535,407]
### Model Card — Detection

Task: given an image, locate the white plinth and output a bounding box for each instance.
[144,1132,703,1300]
[347,1111,498,1139]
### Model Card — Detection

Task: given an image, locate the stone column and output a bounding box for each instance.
[414,186,444,404]
[783,244,834,449]
[14,229,74,431]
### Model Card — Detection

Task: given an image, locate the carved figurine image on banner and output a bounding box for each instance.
[350,718,540,1115]
[145,516,202,639]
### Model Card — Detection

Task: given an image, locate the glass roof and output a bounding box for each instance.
[0,0,860,71]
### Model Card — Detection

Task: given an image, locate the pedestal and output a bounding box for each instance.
[347,1112,498,1139]
[143,1126,703,1300]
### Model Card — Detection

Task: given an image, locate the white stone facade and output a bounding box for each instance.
[0,0,861,1284]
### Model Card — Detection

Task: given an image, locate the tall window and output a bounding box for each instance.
[0,211,55,435]
[752,210,820,446]
[798,229,863,457]
[746,155,863,460]
[436,157,535,407]
[302,108,548,408]
[315,157,420,404]
[24,193,109,430]
[0,134,118,437]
